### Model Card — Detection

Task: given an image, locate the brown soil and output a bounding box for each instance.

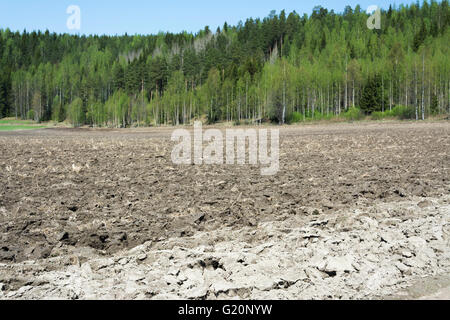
[0,121,449,299]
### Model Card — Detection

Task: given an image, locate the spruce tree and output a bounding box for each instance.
[360,76,386,114]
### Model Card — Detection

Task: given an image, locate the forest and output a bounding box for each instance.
[0,1,449,126]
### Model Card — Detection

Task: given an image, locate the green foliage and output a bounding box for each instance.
[391,105,416,120]
[0,75,10,118]
[360,76,387,114]
[27,109,35,120]
[304,111,336,121]
[0,118,35,125]
[67,98,84,127]
[371,112,385,120]
[87,100,106,127]
[370,106,418,120]
[343,107,364,121]
[431,94,439,115]
[288,111,302,123]
[52,95,65,122]
[373,110,394,119]
[285,110,337,123]
[0,125,45,131]
[371,110,396,120]
[0,118,43,131]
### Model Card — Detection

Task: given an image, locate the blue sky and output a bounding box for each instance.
[0,0,401,35]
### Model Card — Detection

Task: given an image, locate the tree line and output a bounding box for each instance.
[0,1,449,126]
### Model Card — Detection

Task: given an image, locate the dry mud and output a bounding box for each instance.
[0,121,449,300]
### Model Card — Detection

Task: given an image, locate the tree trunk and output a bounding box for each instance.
[422,53,425,121]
